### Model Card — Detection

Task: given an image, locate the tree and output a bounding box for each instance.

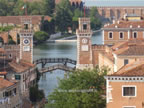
[34,31,49,43]
[72,8,84,31]
[12,0,25,15]
[40,16,55,34]
[90,7,102,30]
[28,1,44,15]
[44,0,55,16]
[8,35,16,45]
[29,85,45,102]
[55,0,72,33]
[0,0,10,16]
[46,67,108,108]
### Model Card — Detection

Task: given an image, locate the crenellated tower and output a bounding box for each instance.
[76,18,93,69]
[19,17,33,64]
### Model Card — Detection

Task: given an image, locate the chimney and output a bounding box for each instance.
[16,58,20,63]
[113,20,115,24]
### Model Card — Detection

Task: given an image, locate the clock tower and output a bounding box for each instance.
[76,18,93,69]
[19,17,33,63]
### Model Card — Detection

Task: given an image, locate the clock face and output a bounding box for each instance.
[82,38,88,44]
[23,38,30,45]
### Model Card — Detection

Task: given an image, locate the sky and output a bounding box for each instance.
[84,0,144,6]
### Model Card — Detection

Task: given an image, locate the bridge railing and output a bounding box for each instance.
[33,58,77,65]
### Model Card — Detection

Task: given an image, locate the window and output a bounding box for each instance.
[119,32,124,39]
[109,32,113,39]
[133,32,137,38]
[5,91,8,97]
[14,88,16,94]
[15,75,21,80]
[24,24,28,29]
[83,24,87,30]
[122,86,136,97]
[9,54,12,58]
[124,59,129,65]
[123,106,136,108]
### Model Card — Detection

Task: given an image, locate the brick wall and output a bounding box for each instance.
[96,7,144,21]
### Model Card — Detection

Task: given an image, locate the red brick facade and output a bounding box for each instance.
[96,6,144,21]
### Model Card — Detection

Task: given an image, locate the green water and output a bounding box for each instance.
[33,31,102,97]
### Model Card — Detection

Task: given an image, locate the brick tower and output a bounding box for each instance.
[19,17,33,63]
[76,18,93,69]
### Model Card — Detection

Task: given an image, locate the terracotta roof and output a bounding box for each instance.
[100,52,114,62]
[0,16,51,25]
[113,47,129,55]
[112,39,144,56]
[109,61,144,77]
[0,78,14,89]
[104,20,144,28]
[9,60,35,73]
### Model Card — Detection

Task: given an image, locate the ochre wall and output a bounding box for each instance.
[107,81,144,108]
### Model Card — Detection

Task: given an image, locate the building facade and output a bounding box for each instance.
[0,16,37,107]
[103,15,144,45]
[0,78,21,108]
[76,18,144,74]
[105,61,144,108]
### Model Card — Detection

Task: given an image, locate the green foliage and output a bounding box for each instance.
[46,67,108,108]
[27,1,44,15]
[90,7,102,30]
[29,85,45,103]
[34,31,49,43]
[8,35,16,45]
[40,17,55,34]
[55,0,72,32]
[44,0,55,16]
[0,0,44,16]
[0,26,14,32]
[72,8,84,31]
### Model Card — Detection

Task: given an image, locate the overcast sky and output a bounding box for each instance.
[84,0,144,6]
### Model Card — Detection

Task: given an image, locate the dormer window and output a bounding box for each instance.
[119,32,124,39]
[83,24,87,30]
[108,32,113,39]
[133,32,137,38]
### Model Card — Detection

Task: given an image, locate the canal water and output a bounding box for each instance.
[33,31,102,97]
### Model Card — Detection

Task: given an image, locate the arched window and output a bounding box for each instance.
[119,32,124,39]
[108,32,113,39]
[133,32,137,38]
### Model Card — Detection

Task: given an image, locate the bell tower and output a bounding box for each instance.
[19,17,33,64]
[76,18,93,69]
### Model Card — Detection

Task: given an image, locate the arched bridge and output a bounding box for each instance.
[34,58,76,68]
[39,64,75,74]
[33,58,77,73]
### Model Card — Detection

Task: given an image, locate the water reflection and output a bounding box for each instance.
[33,31,102,97]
